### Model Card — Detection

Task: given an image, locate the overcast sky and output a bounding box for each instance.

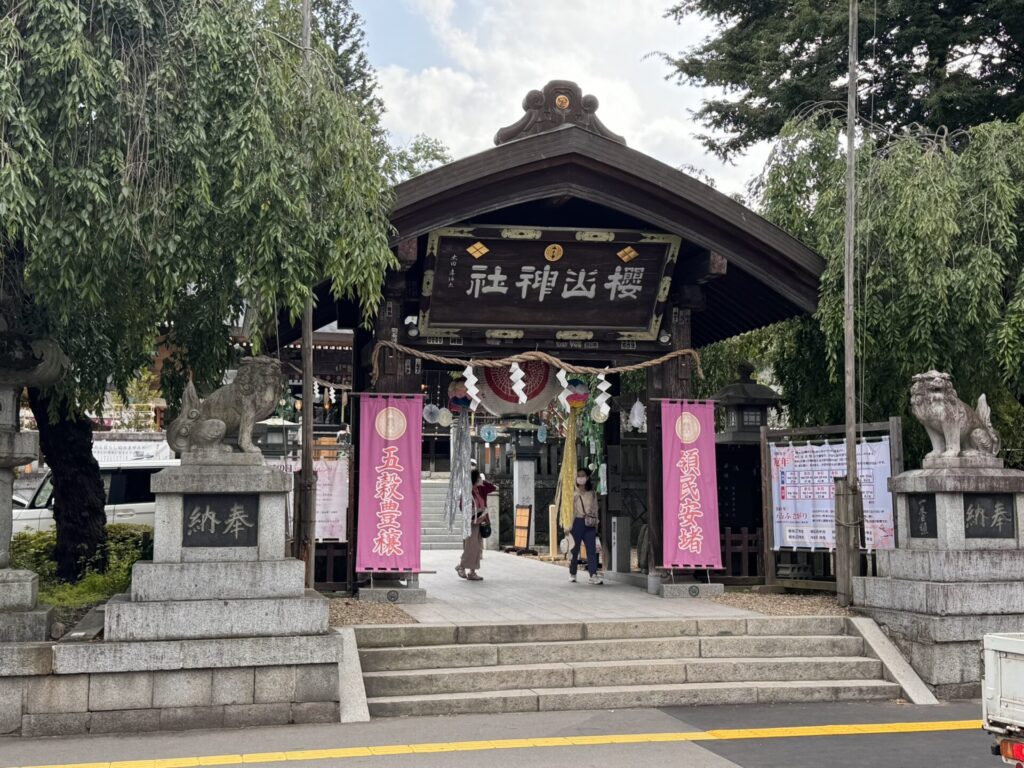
[353,0,769,197]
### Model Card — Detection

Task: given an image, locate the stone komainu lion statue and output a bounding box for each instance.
[167,356,281,455]
[910,370,1000,459]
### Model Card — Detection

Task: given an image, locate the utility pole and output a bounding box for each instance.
[837,0,862,607]
[300,0,317,589]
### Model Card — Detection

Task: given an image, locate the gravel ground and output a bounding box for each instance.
[710,591,853,616]
[328,597,417,626]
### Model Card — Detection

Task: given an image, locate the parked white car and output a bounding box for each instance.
[12,460,179,536]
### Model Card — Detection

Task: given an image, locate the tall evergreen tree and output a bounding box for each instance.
[664,1,1024,158]
[268,0,452,180]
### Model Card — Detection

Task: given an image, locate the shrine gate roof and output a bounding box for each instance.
[389,121,823,347]
[284,81,824,350]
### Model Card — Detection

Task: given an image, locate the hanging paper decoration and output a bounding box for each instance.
[448,377,472,412]
[629,399,646,429]
[313,380,321,401]
[327,387,337,405]
[423,404,440,424]
[557,378,591,531]
[556,369,570,411]
[537,425,548,443]
[566,379,590,407]
[463,366,482,412]
[443,409,474,537]
[437,408,453,427]
[478,361,558,416]
[480,424,498,443]
[509,362,528,404]
[595,372,611,419]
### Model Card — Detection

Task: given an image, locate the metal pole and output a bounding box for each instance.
[300,0,317,589]
[837,0,862,607]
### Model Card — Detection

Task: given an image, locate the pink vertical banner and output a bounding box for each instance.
[356,395,423,572]
[661,400,722,569]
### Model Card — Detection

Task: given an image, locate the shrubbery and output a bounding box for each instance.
[10,524,152,608]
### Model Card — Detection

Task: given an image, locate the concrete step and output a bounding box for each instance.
[421,543,465,550]
[353,618,848,648]
[697,634,863,659]
[353,618,849,650]
[359,635,864,672]
[366,679,901,717]
[366,662,570,697]
[420,538,465,544]
[363,656,883,697]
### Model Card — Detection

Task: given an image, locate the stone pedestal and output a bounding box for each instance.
[0,454,370,737]
[0,570,53,642]
[854,458,1024,697]
[659,581,725,599]
[105,455,328,641]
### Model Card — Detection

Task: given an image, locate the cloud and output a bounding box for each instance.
[371,0,768,196]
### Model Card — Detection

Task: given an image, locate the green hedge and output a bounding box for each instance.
[10,524,153,608]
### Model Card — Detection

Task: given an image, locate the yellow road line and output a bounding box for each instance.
[9,719,982,768]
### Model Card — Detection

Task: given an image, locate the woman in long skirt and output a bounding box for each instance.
[457,469,495,581]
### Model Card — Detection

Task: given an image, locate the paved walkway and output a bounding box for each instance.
[0,701,986,768]
[400,550,757,623]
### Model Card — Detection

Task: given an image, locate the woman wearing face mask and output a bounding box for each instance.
[569,467,602,584]
[457,469,495,581]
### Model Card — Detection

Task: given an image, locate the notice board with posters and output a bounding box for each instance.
[768,437,895,551]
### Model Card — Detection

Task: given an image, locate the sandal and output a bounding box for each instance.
[456,566,466,579]
[467,573,483,581]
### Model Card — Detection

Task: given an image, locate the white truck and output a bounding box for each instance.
[984,633,1024,764]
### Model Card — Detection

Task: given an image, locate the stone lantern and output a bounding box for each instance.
[0,331,66,641]
[711,363,781,444]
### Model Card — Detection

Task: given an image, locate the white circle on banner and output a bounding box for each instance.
[375,407,407,441]
[675,411,700,444]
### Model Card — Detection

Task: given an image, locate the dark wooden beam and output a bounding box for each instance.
[679,250,727,285]
[675,284,706,312]
[396,238,418,267]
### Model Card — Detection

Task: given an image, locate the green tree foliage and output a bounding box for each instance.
[2,0,395,578]
[752,113,1024,462]
[388,133,454,183]
[663,1,1024,159]
[313,0,386,133]
[266,0,451,183]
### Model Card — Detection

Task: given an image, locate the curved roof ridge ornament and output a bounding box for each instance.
[494,80,626,146]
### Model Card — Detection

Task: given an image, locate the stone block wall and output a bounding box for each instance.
[0,662,342,737]
[0,629,366,737]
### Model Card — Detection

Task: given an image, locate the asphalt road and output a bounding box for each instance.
[0,700,994,768]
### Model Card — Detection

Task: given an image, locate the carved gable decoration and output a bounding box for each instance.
[418,226,679,343]
[494,80,626,146]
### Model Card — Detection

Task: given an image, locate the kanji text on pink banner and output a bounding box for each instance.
[356,395,423,572]
[661,400,722,569]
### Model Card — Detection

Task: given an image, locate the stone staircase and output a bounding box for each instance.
[355,617,903,717]
[420,479,464,550]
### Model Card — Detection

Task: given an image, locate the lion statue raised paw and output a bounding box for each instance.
[167,356,282,455]
[910,370,1000,459]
